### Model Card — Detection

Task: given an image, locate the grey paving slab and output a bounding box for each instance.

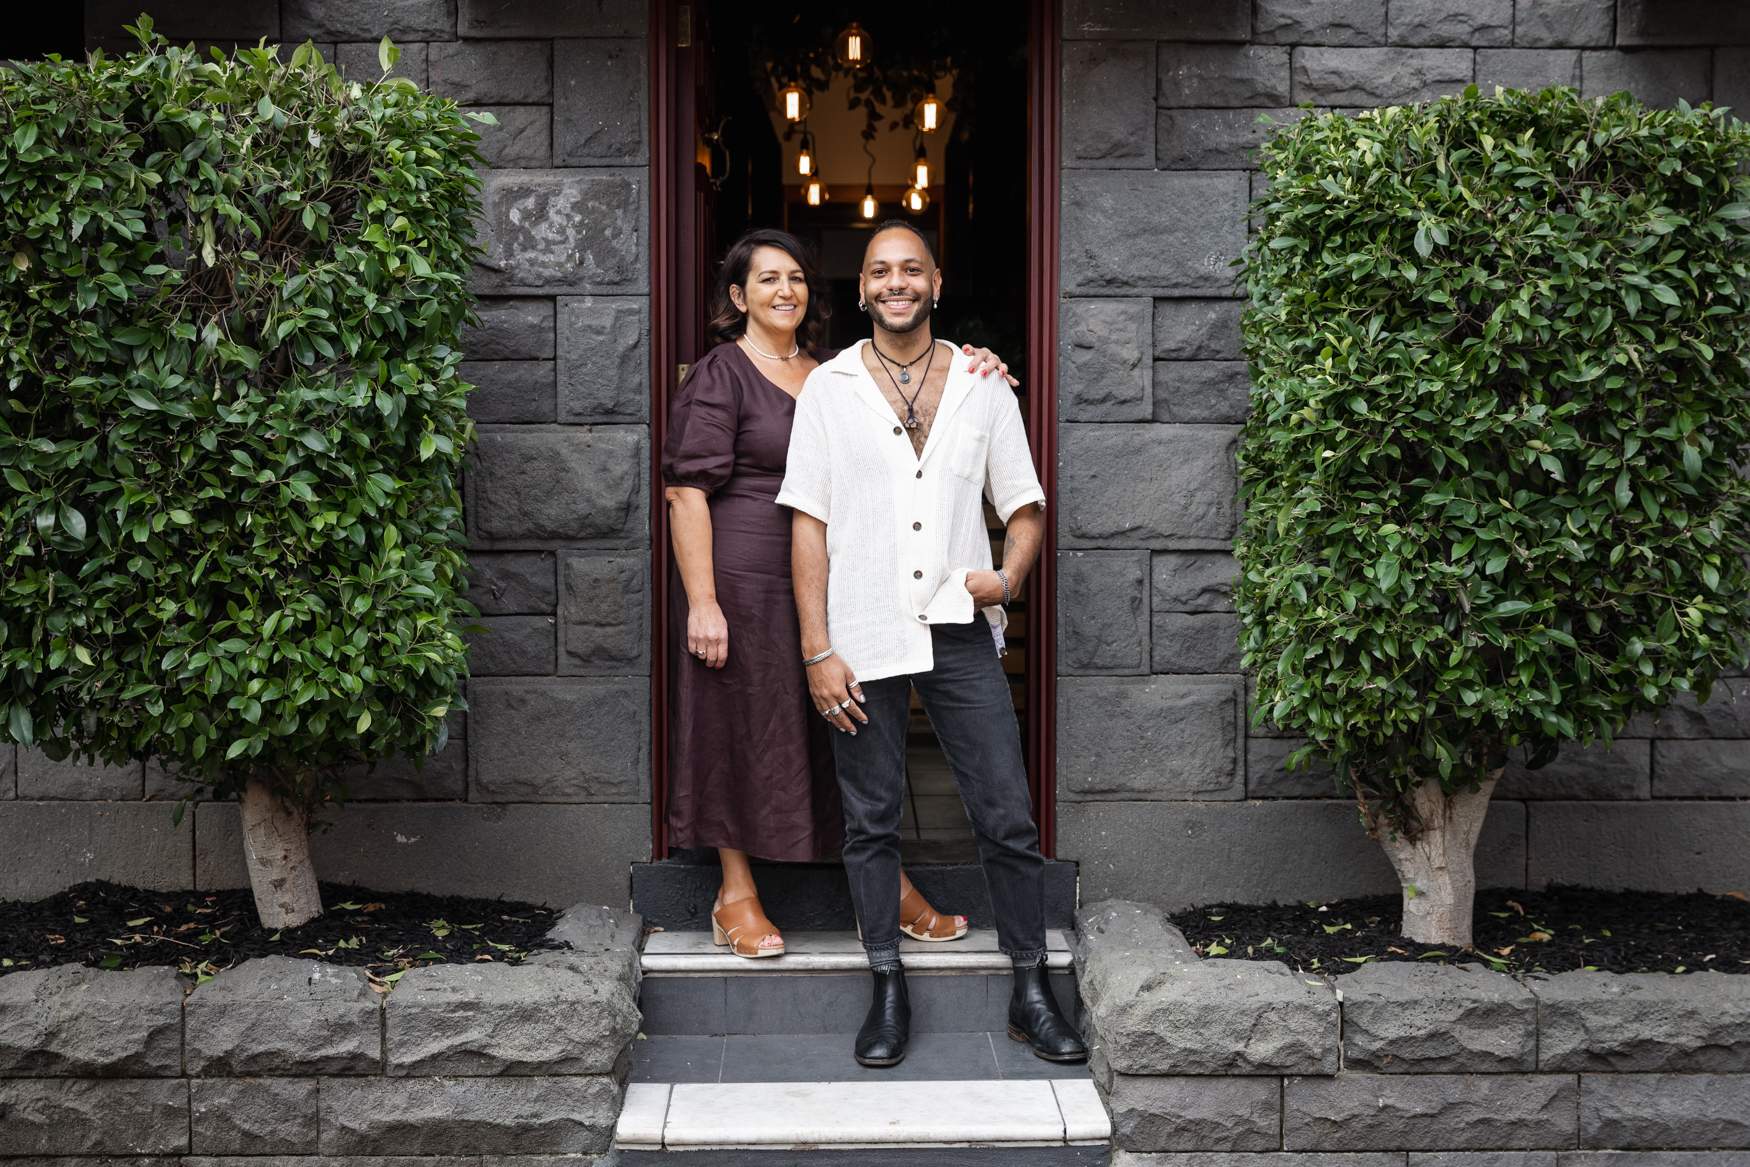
[630,1035,724,1084]
[991,1029,1097,1080]
[716,1031,1003,1083]
[639,976,727,1036]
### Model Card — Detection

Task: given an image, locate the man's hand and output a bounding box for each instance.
[806,655,868,735]
[965,570,1007,607]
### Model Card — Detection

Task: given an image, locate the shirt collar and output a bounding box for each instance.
[823,338,979,466]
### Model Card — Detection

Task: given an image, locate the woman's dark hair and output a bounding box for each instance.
[706,228,829,351]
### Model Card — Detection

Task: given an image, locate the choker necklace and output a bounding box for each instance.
[742,334,800,360]
[871,339,939,430]
[869,338,931,384]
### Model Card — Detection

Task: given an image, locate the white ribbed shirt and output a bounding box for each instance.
[775,339,1047,682]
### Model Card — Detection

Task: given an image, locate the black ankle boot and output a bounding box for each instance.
[1007,964,1087,1062]
[854,967,910,1067]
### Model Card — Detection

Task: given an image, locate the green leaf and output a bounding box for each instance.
[57,504,87,541]
[378,35,400,73]
[1648,283,1680,306]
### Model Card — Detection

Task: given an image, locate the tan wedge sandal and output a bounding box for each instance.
[898,885,969,943]
[711,897,785,958]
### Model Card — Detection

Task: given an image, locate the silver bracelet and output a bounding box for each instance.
[802,647,835,667]
[996,569,1012,605]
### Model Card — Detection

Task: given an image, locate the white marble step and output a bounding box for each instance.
[616,1078,1110,1151]
[642,928,1074,975]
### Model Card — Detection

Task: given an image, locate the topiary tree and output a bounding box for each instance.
[0,21,487,927]
[1238,86,1750,947]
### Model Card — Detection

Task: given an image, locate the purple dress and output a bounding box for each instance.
[661,342,844,862]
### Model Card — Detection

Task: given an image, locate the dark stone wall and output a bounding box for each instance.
[1054,0,1750,909]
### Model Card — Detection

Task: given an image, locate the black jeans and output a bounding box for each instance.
[830,620,1047,969]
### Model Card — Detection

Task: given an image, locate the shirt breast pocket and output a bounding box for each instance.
[947,430,988,483]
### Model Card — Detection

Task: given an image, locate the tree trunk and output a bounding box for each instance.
[239,777,323,929]
[1372,770,1501,948]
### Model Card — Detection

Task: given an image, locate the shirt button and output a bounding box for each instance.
[917,614,928,622]
[913,569,923,579]
[912,521,922,531]
[893,426,903,435]
[915,469,923,478]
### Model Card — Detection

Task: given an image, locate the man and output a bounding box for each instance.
[775,221,1086,1068]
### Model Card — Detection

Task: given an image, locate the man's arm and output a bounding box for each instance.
[793,511,868,730]
[967,504,1044,606]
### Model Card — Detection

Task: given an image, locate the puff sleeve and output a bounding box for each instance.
[661,351,741,494]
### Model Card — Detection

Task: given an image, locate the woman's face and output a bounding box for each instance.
[734,245,809,338]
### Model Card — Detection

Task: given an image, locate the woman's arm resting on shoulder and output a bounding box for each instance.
[960,343,1020,388]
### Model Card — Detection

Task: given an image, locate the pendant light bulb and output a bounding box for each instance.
[860,186,878,219]
[913,145,930,191]
[835,22,872,69]
[805,176,826,206]
[797,132,814,177]
[903,186,931,214]
[915,92,942,133]
[779,83,810,123]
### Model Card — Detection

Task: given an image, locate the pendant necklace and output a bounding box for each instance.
[869,338,930,384]
[872,338,938,430]
[742,333,800,360]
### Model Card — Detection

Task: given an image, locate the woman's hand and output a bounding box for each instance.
[687,600,729,669]
[806,654,868,735]
[964,570,1007,607]
[961,343,1020,388]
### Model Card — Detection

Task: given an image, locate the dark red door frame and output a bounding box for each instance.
[648,0,1062,858]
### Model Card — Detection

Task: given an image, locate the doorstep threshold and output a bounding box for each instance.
[641,928,1074,974]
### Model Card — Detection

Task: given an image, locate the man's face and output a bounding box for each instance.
[861,229,942,335]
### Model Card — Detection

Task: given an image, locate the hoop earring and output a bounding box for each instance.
[857,299,866,312]
[933,299,939,309]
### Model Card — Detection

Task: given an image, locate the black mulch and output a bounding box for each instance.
[1169,885,1750,976]
[0,881,564,987]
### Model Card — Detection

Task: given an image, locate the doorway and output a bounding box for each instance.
[650,0,1060,861]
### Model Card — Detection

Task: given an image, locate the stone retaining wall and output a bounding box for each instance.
[0,904,640,1163]
[1078,900,1750,1163]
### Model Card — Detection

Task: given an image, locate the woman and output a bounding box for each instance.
[661,228,1015,957]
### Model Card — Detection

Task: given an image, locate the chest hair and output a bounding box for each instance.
[862,344,951,457]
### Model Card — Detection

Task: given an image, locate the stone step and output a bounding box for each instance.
[614,1079,1111,1155]
[638,930,1078,1036]
[632,859,1080,932]
[615,1150,1110,1165]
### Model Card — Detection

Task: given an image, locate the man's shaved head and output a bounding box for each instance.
[862,219,936,270]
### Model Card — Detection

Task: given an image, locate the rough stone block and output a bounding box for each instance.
[469,427,645,543]
[1062,171,1248,294]
[1580,50,1711,106]
[190,1078,318,1154]
[1553,1153,1748,1167]
[1156,107,1304,170]
[466,297,556,360]
[429,40,551,102]
[0,965,183,1077]
[1150,611,1241,673]
[0,1078,189,1155]
[386,961,638,1074]
[1717,47,1750,115]
[469,678,646,801]
[195,801,649,907]
[333,40,429,88]
[1095,1062,1281,1151]
[1062,799,1527,909]
[1286,1073,1578,1150]
[1060,424,1237,548]
[84,0,277,40]
[318,1075,622,1154]
[1292,48,1474,104]
[16,747,143,800]
[0,802,192,901]
[1113,1157,1410,1167]
[1630,677,1750,738]
[1153,360,1250,424]
[1535,970,1750,1071]
[1580,1073,1750,1149]
[1338,962,1537,1072]
[1157,44,1291,107]
[1615,0,1750,46]
[464,360,557,423]
[1496,739,1650,800]
[1246,736,1340,798]
[559,551,648,674]
[553,38,645,164]
[1152,551,1237,612]
[283,0,456,40]
[475,169,645,294]
[472,105,554,169]
[185,958,379,1075]
[1255,0,1387,44]
[1476,48,1584,92]
[1059,676,1242,800]
[1390,0,1513,45]
[1060,299,1152,420]
[1410,1155,1558,1166]
[467,614,556,676]
[460,0,646,38]
[1515,0,1614,46]
[1154,299,1243,361]
[1064,0,1251,39]
[467,551,558,614]
[1064,42,1155,166]
[1527,801,1750,892]
[335,740,467,801]
[1073,900,1338,1074]
[1652,739,1750,797]
[1058,550,1150,673]
[557,296,649,422]
[0,746,12,798]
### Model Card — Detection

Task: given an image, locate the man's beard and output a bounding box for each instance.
[873,294,931,334]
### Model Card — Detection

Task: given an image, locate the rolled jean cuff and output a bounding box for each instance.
[864,939,902,971]
[1005,947,1047,969]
